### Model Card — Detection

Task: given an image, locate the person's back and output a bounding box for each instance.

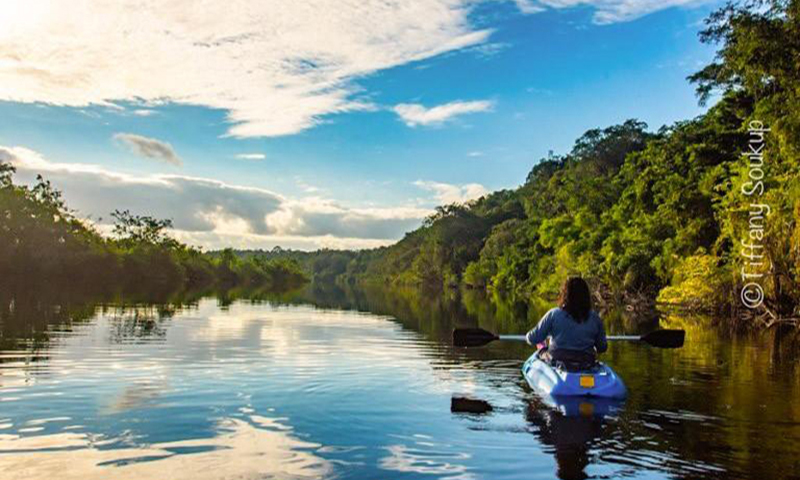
[525,277,607,358]
[525,307,607,354]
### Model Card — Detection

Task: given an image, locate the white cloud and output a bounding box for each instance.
[132,109,157,117]
[513,0,546,14]
[1,145,431,250]
[235,153,266,161]
[113,133,182,166]
[463,42,511,58]
[393,100,494,127]
[266,199,429,239]
[528,0,711,23]
[467,151,485,157]
[414,180,488,205]
[0,1,708,139]
[294,178,320,194]
[0,0,492,138]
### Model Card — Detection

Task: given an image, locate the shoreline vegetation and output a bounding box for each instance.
[1,1,797,331]
[0,168,307,296]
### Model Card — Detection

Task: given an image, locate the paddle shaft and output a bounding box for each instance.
[498,334,640,342]
[453,327,684,349]
[498,334,527,342]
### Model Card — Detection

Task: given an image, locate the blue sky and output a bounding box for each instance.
[0,0,722,250]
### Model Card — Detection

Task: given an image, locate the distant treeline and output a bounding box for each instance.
[0,167,306,294]
[244,1,800,326]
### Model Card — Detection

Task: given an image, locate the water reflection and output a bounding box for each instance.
[0,284,799,479]
[0,414,332,480]
[450,391,729,480]
[524,398,604,480]
[381,440,473,479]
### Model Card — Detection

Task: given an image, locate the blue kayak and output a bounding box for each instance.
[522,350,627,399]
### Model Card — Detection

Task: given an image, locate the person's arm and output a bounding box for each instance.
[594,313,608,353]
[526,309,555,346]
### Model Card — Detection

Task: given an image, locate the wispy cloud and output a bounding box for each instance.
[527,0,710,23]
[113,133,182,166]
[393,100,494,127]
[463,42,511,59]
[513,0,546,14]
[0,1,712,138]
[295,179,320,194]
[1,145,430,250]
[414,180,488,205]
[0,0,495,138]
[467,151,485,157]
[132,109,157,117]
[235,153,266,161]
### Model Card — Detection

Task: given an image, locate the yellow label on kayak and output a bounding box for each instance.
[580,375,595,388]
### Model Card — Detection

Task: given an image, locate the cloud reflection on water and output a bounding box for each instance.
[0,413,332,480]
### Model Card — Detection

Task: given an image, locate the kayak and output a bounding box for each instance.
[522,350,627,399]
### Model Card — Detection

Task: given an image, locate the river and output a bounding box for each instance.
[0,285,798,480]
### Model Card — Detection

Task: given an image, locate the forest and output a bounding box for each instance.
[0,166,307,295]
[252,0,800,326]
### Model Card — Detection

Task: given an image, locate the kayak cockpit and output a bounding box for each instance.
[522,350,627,400]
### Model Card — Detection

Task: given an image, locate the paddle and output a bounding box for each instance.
[453,327,685,349]
[608,330,686,349]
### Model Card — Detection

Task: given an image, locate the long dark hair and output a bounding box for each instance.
[558,276,592,323]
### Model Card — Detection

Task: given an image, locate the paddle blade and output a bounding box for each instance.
[452,328,498,348]
[641,329,685,348]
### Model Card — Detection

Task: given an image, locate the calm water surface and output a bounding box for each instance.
[0,287,799,480]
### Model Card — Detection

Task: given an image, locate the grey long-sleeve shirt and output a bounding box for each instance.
[525,307,608,353]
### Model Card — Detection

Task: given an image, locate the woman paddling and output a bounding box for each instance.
[526,277,607,367]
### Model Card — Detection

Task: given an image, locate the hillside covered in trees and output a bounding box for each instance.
[257,0,800,325]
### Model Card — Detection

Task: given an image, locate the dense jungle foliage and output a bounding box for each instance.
[253,0,800,324]
[0,165,306,294]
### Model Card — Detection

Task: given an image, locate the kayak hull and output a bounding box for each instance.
[522,352,627,399]
[538,394,623,417]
